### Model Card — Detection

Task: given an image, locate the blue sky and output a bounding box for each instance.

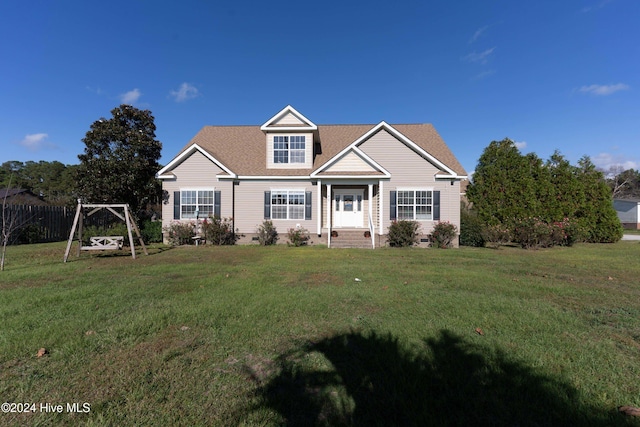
[2,0,638,175]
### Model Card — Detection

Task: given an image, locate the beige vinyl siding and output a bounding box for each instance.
[359,129,460,234]
[272,112,306,126]
[234,180,317,234]
[324,151,377,173]
[161,151,233,228]
[266,132,313,170]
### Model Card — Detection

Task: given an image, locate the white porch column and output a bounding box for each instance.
[317,179,322,236]
[326,183,332,247]
[368,183,374,248]
[379,180,384,235]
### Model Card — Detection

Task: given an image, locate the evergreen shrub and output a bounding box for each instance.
[286,227,310,247]
[512,217,583,249]
[141,220,163,243]
[460,209,486,247]
[482,224,511,249]
[163,221,195,246]
[429,221,458,249]
[256,220,278,246]
[202,217,238,245]
[387,220,419,247]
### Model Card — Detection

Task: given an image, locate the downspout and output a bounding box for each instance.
[232,179,236,237]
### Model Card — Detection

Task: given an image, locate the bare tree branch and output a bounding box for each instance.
[1,174,34,271]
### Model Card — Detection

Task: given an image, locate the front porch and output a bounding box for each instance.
[316,180,383,249]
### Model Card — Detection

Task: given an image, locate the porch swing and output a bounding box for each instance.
[63,201,148,262]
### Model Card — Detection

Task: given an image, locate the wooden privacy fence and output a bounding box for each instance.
[3,204,76,244]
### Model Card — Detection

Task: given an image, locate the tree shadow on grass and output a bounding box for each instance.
[247,330,634,426]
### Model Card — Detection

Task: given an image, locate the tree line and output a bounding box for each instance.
[606,167,640,199]
[0,161,79,206]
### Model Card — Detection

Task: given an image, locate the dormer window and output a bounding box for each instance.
[274,135,306,164]
[263,107,315,169]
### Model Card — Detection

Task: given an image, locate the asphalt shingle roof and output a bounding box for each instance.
[174,123,467,177]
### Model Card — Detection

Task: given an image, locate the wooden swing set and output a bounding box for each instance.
[63,202,148,262]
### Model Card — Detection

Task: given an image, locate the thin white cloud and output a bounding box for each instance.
[19,133,54,151]
[170,83,200,102]
[463,47,496,64]
[581,0,613,13]
[578,83,630,95]
[592,152,638,171]
[514,141,527,150]
[85,86,104,95]
[473,69,496,80]
[119,88,142,104]
[469,26,488,44]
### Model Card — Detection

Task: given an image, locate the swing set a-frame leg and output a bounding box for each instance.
[63,202,82,263]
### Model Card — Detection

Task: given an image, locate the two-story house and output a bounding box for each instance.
[157,105,468,247]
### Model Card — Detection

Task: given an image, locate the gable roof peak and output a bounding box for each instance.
[261,105,317,131]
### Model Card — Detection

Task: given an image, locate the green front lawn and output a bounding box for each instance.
[1,242,639,426]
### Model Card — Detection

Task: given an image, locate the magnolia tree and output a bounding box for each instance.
[76,105,162,213]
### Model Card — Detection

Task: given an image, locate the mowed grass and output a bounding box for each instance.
[1,241,639,426]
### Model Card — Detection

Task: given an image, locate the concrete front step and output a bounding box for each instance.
[330,229,374,249]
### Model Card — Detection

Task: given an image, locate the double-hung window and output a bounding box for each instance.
[397,190,433,220]
[273,135,305,164]
[181,190,214,219]
[271,190,305,220]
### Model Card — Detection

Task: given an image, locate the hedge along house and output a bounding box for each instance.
[157,106,468,248]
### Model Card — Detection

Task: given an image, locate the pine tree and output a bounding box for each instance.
[575,157,623,242]
[467,138,540,227]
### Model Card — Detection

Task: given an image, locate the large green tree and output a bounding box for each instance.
[466,138,541,227]
[76,105,162,212]
[468,141,622,243]
[545,151,585,221]
[575,157,623,243]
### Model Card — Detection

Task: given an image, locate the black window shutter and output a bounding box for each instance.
[264,191,271,219]
[390,191,397,221]
[433,191,440,221]
[305,191,312,220]
[174,191,181,220]
[214,191,221,218]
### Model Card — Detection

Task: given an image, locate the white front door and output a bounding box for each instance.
[333,189,364,228]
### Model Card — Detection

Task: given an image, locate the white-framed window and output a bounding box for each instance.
[271,190,305,220]
[397,190,432,220]
[273,135,305,164]
[181,189,214,219]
